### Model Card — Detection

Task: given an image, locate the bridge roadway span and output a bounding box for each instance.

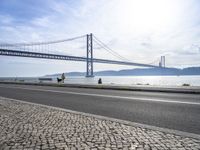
[0,49,156,68]
[0,84,200,134]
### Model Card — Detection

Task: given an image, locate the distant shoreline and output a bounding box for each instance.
[0,67,200,78]
[46,74,200,77]
[1,74,200,78]
[45,66,200,77]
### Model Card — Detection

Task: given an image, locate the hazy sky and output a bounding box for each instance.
[0,0,200,77]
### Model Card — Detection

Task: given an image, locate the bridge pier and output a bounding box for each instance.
[86,33,94,77]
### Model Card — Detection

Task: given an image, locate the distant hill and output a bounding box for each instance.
[45,67,200,77]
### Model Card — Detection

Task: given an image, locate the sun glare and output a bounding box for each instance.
[116,0,176,33]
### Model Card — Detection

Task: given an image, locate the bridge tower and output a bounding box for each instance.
[86,33,94,77]
[159,56,165,67]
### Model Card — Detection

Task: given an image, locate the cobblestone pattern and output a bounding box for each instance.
[0,97,200,150]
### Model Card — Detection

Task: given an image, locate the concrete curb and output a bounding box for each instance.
[1,96,200,140]
[0,81,200,94]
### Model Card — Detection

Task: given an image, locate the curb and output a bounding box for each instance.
[1,96,200,140]
[0,81,200,94]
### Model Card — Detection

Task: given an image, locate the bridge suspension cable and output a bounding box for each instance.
[93,35,130,62]
[148,58,160,65]
[0,34,86,47]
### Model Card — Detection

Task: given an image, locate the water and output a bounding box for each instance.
[65,76,200,86]
[1,75,200,86]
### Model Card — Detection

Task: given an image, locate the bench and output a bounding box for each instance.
[38,78,52,82]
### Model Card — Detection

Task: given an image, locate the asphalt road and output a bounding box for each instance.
[0,83,200,134]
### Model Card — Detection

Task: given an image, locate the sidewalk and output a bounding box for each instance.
[1,81,200,94]
[0,97,200,150]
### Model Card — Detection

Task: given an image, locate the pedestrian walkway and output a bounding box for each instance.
[0,96,200,150]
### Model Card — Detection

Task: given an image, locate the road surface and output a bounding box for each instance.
[0,83,200,134]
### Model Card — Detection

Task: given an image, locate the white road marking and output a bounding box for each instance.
[0,85,200,105]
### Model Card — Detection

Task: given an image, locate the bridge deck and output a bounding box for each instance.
[0,49,157,68]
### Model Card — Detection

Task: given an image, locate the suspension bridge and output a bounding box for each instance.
[0,33,163,77]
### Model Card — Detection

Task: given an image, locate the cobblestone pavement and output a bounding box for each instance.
[0,97,200,150]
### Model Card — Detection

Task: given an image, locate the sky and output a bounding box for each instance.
[0,0,200,77]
